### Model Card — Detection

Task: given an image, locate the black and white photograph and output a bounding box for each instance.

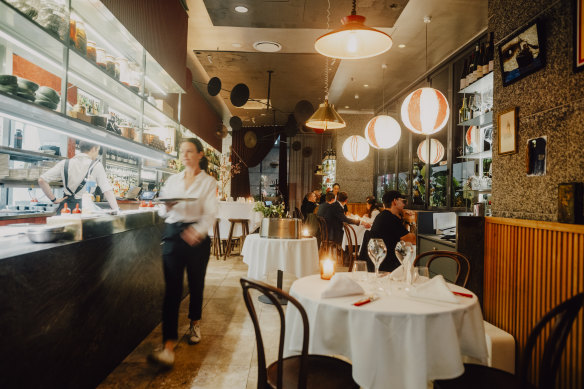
[499,21,545,85]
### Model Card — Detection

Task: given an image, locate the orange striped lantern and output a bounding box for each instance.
[401,87,449,135]
[342,135,370,162]
[364,115,401,149]
[417,139,445,165]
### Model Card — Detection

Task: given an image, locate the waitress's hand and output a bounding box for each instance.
[181,225,203,246]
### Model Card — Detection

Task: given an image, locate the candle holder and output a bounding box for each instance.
[320,257,335,280]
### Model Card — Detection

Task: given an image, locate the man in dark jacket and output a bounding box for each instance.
[322,191,360,244]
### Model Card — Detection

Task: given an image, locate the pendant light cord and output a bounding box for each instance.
[352,0,357,15]
[324,0,331,100]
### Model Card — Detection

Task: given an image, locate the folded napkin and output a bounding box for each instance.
[390,265,404,281]
[321,274,365,298]
[406,274,459,304]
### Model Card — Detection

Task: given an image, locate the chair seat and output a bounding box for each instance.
[433,363,536,389]
[267,354,359,389]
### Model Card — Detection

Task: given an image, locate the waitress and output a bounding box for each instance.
[148,138,217,368]
[38,141,118,214]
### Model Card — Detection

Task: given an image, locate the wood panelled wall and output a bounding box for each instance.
[484,217,584,388]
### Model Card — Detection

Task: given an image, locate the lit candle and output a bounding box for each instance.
[320,258,335,280]
[302,228,309,237]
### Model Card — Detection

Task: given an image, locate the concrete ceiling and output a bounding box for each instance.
[185,0,488,129]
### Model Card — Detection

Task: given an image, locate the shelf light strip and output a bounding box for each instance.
[0,29,62,71]
[0,111,166,163]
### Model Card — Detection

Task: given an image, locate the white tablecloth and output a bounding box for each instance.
[242,234,319,280]
[284,275,488,389]
[210,201,262,238]
[341,224,369,248]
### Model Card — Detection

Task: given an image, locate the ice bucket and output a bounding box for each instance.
[259,218,301,239]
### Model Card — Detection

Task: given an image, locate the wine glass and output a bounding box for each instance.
[368,238,387,278]
[394,241,414,284]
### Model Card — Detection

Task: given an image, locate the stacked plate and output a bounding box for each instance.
[0,75,18,95]
[16,77,39,102]
[35,86,60,110]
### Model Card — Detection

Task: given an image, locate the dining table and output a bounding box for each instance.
[241,233,319,304]
[283,274,489,389]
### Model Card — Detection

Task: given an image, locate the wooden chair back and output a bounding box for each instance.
[413,250,471,287]
[317,216,328,254]
[342,222,359,271]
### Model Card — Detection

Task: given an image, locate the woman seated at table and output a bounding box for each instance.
[300,191,317,219]
[360,196,381,225]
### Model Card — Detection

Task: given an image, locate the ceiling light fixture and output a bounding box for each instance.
[364,63,401,149]
[398,44,406,48]
[232,43,242,48]
[253,41,282,52]
[234,6,248,13]
[363,84,369,87]
[417,138,445,164]
[401,16,450,135]
[306,2,345,131]
[314,0,392,60]
[342,135,370,162]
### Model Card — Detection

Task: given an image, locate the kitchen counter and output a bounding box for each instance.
[0,211,55,220]
[0,209,167,389]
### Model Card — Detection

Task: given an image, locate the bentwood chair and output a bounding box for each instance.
[342,222,359,271]
[434,292,584,389]
[240,278,359,389]
[316,216,328,255]
[413,250,471,287]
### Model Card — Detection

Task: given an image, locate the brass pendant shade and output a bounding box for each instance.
[305,99,346,130]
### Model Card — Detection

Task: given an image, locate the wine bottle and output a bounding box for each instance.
[460,59,468,90]
[459,97,469,124]
[473,44,481,80]
[488,32,494,72]
[466,52,475,85]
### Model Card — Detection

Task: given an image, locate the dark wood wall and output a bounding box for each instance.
[101,0,222,150]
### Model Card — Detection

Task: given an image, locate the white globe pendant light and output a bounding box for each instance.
[401,87,450,135]
[417,139,445,165]
[364,115,401,149]
[342,135,370,162]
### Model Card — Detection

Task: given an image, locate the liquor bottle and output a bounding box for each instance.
[473,44,482,80]
[481,42,489,75]
[459,97,469,124]
[466,52,475,86]
[459,59,468,90]
[488,32,494,72]
[13,129,23,149]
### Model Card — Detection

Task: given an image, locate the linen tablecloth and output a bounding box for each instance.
[284,275,488,389]
[241,234,319,280]
[341,224,369,248]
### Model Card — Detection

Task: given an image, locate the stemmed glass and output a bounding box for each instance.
[367,238,387,279]
[394,241,414,284]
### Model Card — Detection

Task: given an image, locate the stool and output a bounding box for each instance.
[212,219,222,260]
[223,218,249,260]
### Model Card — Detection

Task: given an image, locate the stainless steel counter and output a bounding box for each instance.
[0,211,55,221]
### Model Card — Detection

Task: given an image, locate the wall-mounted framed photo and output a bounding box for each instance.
[575,0,584,72]
[498,107,518,155]
[499,20,545,86]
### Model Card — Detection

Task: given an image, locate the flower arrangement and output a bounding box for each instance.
[219,154,241,198]
[254,202,285,218]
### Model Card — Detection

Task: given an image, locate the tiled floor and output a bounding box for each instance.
[98,254,301,389]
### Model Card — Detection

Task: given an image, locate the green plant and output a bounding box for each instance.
[254,202,285,218]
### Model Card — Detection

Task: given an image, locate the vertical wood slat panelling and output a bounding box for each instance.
[484,218,584,388]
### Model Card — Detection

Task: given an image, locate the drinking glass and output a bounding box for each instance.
[394,240,414,283]
[351,260,368,282]
[415,266,430,283]
[367,238,387,278]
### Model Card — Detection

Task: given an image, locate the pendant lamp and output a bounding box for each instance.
[417,138,445,165]
[315,0,392,60]
[342,135,369,162]
[305,99,346,131]
[400,17,450,135]
[364,64,401,149]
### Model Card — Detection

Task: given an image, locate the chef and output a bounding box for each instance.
[38,141,119,214]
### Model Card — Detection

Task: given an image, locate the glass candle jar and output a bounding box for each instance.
[86,40,96,62]
[105,55,116,77]
[96,47,106,69]
[320,258,335,280]
[75,20,87,54]
[116,57,129,84]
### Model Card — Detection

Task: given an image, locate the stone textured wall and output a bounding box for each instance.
[490,0,584,220]
[333,114,375,202]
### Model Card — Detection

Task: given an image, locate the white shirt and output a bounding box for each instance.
[361,208,380,225]
[158,169,218,237]
[40,153,112,199]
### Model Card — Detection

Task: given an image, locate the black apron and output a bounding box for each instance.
[56,159,98,215]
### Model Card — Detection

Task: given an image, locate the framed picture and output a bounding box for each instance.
[575,0,584,72]
[499,21,545,85]
[526,136,547,176]
[498,107,518,155]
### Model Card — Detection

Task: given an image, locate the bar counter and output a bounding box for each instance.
[0,210,166,389]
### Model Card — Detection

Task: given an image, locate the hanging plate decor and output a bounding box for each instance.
[244,130,257,148]
[293,100,315,125]
[230,83,250,107]
[292,141,302,151]
[229,116,242,131]
[207,77,221,96]
[302,146,313,158]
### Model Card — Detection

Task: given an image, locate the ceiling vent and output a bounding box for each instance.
[253,41,282,52]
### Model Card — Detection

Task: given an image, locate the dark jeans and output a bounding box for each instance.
[161,223,211,342]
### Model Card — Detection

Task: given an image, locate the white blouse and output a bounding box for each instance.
[361,208,380,225]
[158,170,218,237]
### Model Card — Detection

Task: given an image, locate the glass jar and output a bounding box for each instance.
[74,20,87,54]
[114,61,120,81]
[38,1,68,41]
[105,55,116,77]
[96,47,106,69]
[86,40,96,62]
[69,17,76,46]
[116,57,129,85]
